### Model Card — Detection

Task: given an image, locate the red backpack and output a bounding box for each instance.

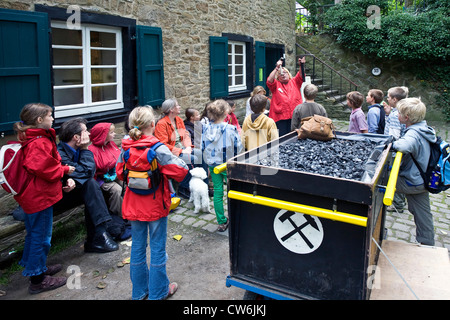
[0,138,37,195]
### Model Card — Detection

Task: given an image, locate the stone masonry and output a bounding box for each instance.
[1,0,297,116]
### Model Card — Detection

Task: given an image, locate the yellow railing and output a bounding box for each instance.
[383,152,403,206]
[213,163,227,174]
[228,190,367,227]
[218,151,403,227]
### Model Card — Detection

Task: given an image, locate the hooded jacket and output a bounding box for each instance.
[241,113,279,151]
[88,123,121,181]
[15,128,70,213]
[116,135,188,221]
[393,120,437,186]
[201,122,244,167]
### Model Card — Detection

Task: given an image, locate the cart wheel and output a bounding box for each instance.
[243,290,264,300]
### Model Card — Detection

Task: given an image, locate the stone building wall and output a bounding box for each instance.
[1,0,297,118]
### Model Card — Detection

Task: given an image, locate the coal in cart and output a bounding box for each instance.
[224,131,398,300]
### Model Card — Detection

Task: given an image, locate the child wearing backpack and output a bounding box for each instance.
[12,103,75,294]
[366,89,386,134]
[392,98,437,246]
[116,106,188,300]
[202,99,244,232]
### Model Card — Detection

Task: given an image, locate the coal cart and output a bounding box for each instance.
[223,131,399,300]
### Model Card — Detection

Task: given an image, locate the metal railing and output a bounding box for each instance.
[296,43,358,107]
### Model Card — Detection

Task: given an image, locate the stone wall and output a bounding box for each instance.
[1,0,297,119]
[297,34,445,121]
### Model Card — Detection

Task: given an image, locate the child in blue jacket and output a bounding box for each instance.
[201,99,244,231]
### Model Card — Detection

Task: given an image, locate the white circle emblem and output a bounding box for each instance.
[273,210,324,254]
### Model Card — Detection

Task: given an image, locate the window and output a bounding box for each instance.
[210,34,254,99]
[228,41,246,92]
[51,22,123,118]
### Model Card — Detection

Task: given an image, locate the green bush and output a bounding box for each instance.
[324,0,450,61]
[322,0,450,120]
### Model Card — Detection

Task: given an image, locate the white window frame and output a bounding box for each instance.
[228,41,246,92]
[51,21,123,118]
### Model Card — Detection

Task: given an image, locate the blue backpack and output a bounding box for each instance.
[412,136,450,194]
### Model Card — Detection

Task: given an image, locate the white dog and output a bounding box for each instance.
[188,167,211,214]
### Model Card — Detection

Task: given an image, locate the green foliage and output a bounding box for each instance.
[415,63,450,121]
[296,0,335,34]
[323,0,450,61]
[320,0,450,120]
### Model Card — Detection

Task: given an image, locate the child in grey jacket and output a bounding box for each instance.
[392,98,437,245]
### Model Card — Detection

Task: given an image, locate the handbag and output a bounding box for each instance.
[297,115,335,141]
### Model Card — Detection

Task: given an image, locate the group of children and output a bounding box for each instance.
[345,85,437,248]
[345,86,408,137]
[12,78,436,299]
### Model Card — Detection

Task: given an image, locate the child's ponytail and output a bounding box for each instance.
[14,103,52,141]
[128,106,155,141]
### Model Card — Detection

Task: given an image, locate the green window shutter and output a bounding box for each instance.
[136,25,165,107]
[0,9,51,133]
[255,41,266,90]
[209,36,228,99]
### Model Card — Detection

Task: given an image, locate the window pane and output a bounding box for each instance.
[235,55,243,65]
[54,88,83,106]
[235,76,243,85]
[235,66,243,75]
[235,45,243,54]
[91,68,116,84]
[52,28,81,46]
[91,50,116,65]
[53,49,82,65]
[90,31,116,48]
[228,44,232,53]
[54,69,83,86]
[92,85,117,102]
[228,76,232,86]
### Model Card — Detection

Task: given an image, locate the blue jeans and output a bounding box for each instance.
[19,206,53,277]
[130,217,170,300]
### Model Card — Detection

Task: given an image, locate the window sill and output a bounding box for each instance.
[227,89,252,100]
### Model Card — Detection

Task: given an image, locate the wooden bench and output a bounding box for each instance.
[0,191,84,264]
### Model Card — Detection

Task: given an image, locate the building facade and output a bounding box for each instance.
[0,0,296,134]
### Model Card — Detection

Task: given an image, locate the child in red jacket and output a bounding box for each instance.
[13,103,75,294]
[88,122,123,217]
[116,106,188,300]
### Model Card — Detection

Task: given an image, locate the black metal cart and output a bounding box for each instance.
[223,131,399,300]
